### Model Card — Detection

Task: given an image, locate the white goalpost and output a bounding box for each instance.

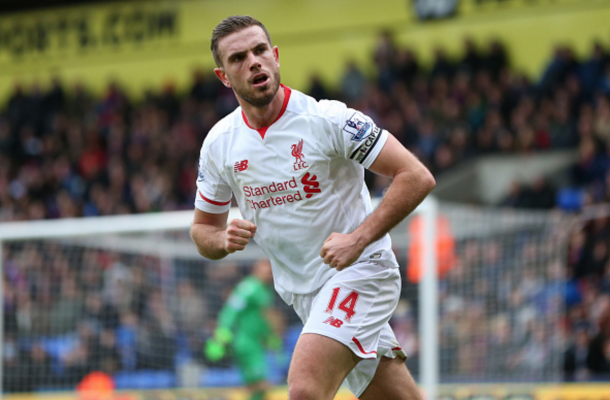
[0,197,571,398]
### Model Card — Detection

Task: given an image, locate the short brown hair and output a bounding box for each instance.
[211,15,272,67]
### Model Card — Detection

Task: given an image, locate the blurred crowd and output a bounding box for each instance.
[3,242,256,391]
[2,32,610,390]
[393,229,568,382]
[0,73,234,221]
[1,36,610,220]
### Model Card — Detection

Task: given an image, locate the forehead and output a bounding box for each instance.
[217,25,269,57]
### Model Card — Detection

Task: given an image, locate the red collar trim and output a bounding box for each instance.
[241,84,291,139]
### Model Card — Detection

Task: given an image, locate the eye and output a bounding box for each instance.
[230,54,244,63]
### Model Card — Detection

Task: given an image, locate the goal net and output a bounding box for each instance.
[430,202,569,385]
[0,200,570,394]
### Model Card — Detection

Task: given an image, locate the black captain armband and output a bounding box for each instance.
[350,127,382,164]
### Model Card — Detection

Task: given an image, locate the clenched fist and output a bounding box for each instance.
[320,232,365,271]
[224,219,257,253]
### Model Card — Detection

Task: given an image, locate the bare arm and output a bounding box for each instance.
[355,133,436,245]
[190,208,257,260]
[320,133,436,270]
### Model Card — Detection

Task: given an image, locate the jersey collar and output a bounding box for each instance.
[241,84,291,139]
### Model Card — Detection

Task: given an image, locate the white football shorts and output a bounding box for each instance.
[291,261,407,397]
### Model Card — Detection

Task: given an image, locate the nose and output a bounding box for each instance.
[248,52,261,70]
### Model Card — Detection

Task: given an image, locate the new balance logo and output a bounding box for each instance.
[234,160,249,172]
[323,316,344,328]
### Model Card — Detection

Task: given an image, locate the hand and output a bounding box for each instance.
[320,232,365,271]
[224,219,257,254]
[204,327,233,362]
[204,338,226,362]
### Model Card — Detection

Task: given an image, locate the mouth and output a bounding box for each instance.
[251,73,269,88]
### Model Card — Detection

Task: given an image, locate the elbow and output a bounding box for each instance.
[189,224,199,248]
[423,169,436,193]
[194,245,208,259]
[413,165,435,195]
[396,166,436,197]
[194,243,225,261]
[202,250,226,261]
[192,241,209,259]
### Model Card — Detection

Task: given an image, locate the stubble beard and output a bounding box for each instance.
[235,70,282,108]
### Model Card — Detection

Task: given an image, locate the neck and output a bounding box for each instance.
[239,85,285,130]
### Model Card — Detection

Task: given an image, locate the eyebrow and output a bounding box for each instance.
[226,42,269,63]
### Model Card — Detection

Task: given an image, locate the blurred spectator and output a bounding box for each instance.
[431,48,455,79]
[373,29,396,92]
[116,311,138,371]
[83,292,120,331]
[601,259,610,294]
[564,326,592,381]
[90,328,122,375]
[49,277,83,335]
[340,60,367,104]
[63,321,97,386]
[136,290,176,370]
[572,136,607,186]
[540,45,580,95]
[485,39,509,81]
[580,43,607,97]
[23,343,53,391]
[390,300,420,378]
[189,69,221,103]
[594,95,610,142]
[175,279,208,353]
[306,73,331,101]
[459,38,484,76]
[3,334,25,392]
[394,48,420,86]
[500,177,556,209]
[486,314,514,377]
[588,314,610,377]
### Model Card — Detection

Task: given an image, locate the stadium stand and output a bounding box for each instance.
[2,34,610,391]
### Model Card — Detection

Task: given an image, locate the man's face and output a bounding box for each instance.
[254,259,273,284]
[214,26,281,107]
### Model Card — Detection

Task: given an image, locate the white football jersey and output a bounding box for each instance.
[195,85,399,304]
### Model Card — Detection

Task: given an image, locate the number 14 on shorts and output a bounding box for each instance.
[325,287,359,323]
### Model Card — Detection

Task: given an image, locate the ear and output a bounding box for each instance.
[273,46,280,68]
[214,67,231,88]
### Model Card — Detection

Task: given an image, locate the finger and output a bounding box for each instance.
[231,219,253,231]
[320,246,327,259]
[323,254,333,266]
[227,223,253,238]
[228,236,250,245]
[249,223,257,239]
[227,234,249,246]
[231,228,253,239]
[224,231,249,253]
[226,243,246,252]
[225,242,243,253]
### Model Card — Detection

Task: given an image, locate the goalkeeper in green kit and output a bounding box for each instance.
[205,258,283,400]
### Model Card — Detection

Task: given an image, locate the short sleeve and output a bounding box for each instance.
[194,143,233,214]
[323,101,389,169]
